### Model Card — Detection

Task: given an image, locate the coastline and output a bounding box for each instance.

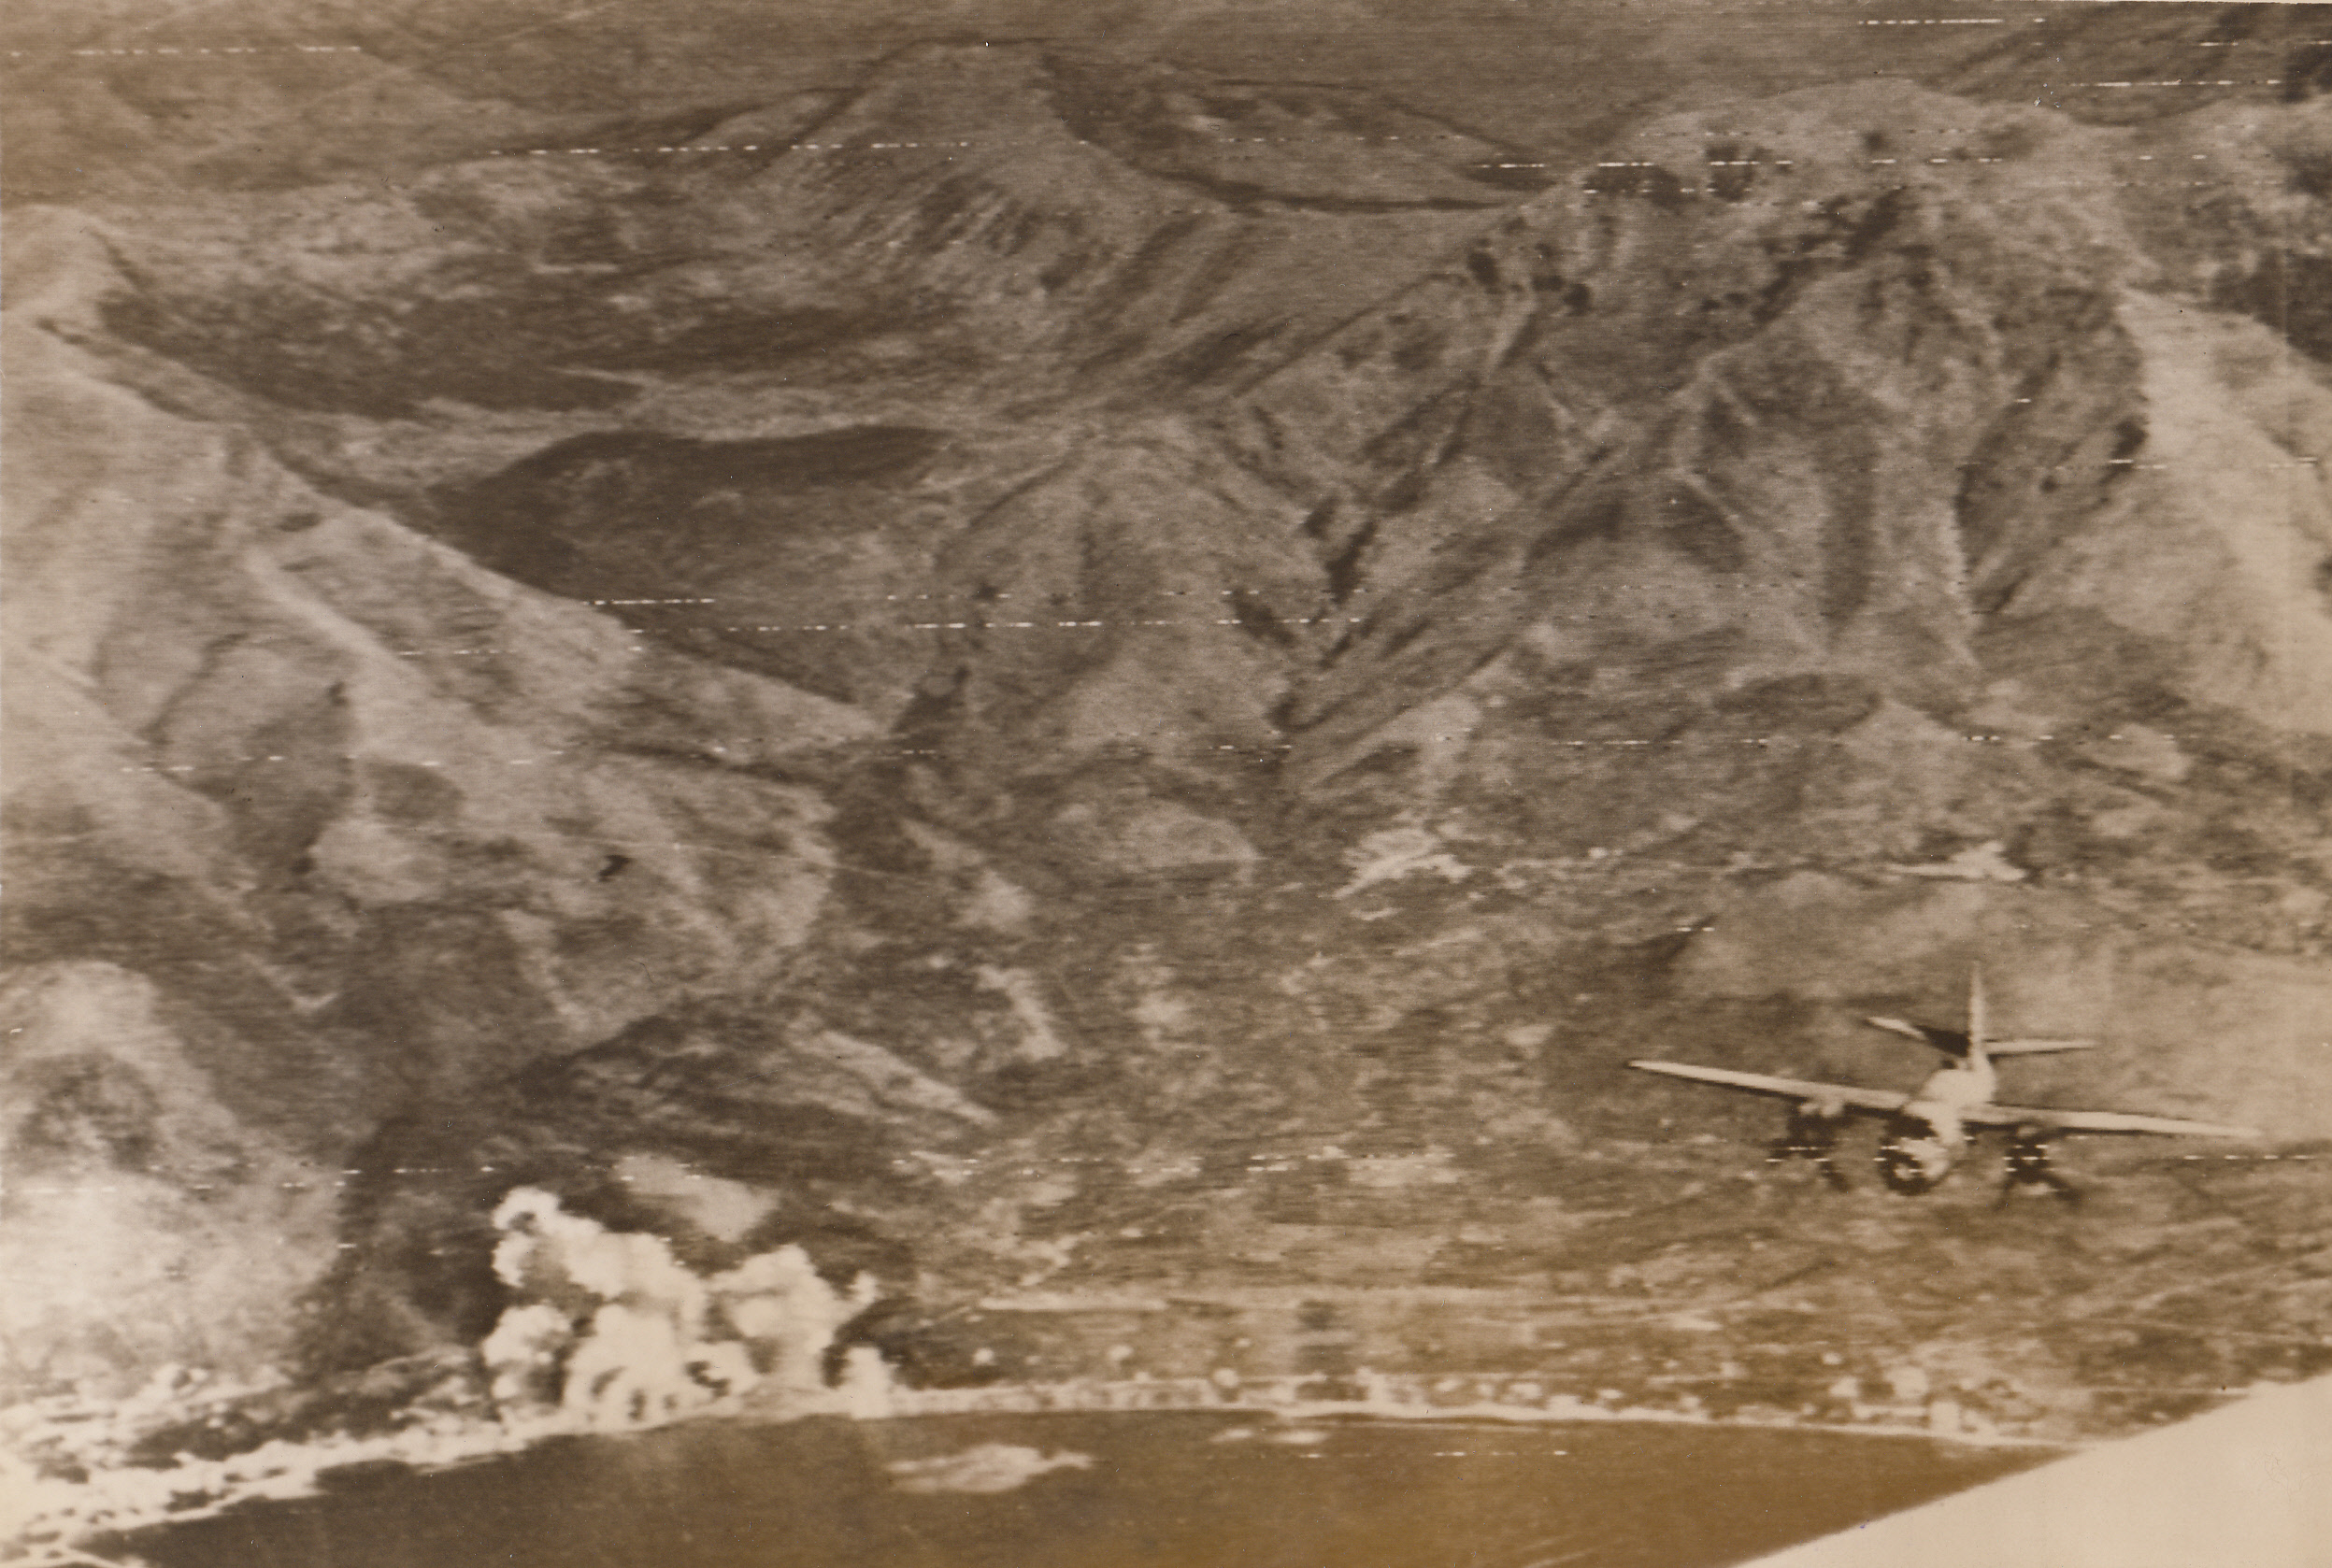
[4,1369,2072,1565]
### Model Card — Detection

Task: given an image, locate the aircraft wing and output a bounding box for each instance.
[1627,1061,1910,1116]
[1964,1103,2261,1137]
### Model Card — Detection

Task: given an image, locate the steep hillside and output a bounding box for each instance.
[7,23,2332,1481]
[4,215,894,1390]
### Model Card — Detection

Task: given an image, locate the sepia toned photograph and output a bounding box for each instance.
[4,1,2328,1563]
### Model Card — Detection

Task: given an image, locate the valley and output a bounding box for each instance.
[6,6,2332,1549]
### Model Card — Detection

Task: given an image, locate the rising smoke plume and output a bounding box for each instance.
[480,1188,880,1427]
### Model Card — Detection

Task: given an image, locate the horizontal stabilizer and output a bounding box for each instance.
[1983,1038,2097,1057]
[1864,1017,1970,1057]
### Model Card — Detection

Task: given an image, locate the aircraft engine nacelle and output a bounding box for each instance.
[1876,1113,1957,1194]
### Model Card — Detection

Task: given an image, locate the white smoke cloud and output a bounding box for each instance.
[480,1188,879,1429]
[479,1302,574,1409]
[711,1247,868,1392]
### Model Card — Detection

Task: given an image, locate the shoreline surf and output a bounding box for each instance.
[6,1369,2077,1564]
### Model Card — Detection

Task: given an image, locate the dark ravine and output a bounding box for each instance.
[7,8,2332,1541]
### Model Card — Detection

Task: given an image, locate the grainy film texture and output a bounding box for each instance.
[4,3,2329,1565]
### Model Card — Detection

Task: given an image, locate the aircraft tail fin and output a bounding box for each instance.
[1865,973,2087,1062]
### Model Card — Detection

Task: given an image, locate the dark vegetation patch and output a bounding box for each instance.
[507,1013,956,1187]
[1581,161,1688,207]
[1158,319,1288,385]
[2210,249,2332,366]
[1661,484,1749,576]
[1452,377,1572,492]
[1710,674,1882,735]
[566,306,897,373]
[428,426,945,599]
[2284,40,2332,103]
[99,279,636,419]
[98,228,914,418]
[1701,139,1775,204]
[7,1054,164,1170]
[1038,53,1523,208]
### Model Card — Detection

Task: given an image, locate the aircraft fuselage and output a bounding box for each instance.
[1879,1058,1999,1191]
[1909,1056,1997,1119]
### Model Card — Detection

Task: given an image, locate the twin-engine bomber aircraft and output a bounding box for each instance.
[1628,968,2259,1195]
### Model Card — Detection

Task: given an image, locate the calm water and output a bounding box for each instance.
[110,1414,2052,1568]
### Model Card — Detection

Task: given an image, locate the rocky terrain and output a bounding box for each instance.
[7,0,2332,1527]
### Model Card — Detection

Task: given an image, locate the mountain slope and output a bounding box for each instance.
[7,29,2332,1460]
[3,214,900,1390]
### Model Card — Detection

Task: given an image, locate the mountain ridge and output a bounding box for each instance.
[7,25,2332,1465]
